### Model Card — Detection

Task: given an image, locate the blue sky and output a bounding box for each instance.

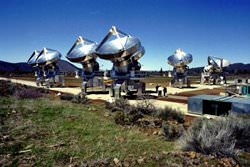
[0,0,249,70]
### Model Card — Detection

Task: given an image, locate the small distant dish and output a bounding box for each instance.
[168,49,193,67]
[208,56,230,68]
[27,50,40,67]
[36,48,62,66]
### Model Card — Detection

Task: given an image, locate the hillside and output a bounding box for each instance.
[0,60,79,74]
[0,61,32,73]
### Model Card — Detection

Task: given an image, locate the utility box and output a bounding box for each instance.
[241,85,250,97]
[188,95,250,115]
[230,97,250,113]
[203,100,231,115]
[188,95,219,115]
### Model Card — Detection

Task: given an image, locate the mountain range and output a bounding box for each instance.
[0,60,79,74]
[0,60,249,75]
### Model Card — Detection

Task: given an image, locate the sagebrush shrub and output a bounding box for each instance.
[136,98,156,115]
[60,94,74,101]
[108,98,185,126]
[156,107,184,123]
[114,106,143,125]
[0,80,16,96]
[177,113,250,157]
[14,88,43,99]
[105,98,130,112]
[71,94,88,104]
[114,111,126,125]
[162,122,185,140]
[107,98,156,115]
[114,98,129,109]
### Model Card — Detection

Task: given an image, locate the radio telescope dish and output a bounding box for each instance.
[27,50,40,67]
[36,48,62,66]
[66,36,97,63]
[168,49,193,67]
[95,26,144,62]
[208,56,230,68]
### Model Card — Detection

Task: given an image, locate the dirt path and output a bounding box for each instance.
[0,77,222,116]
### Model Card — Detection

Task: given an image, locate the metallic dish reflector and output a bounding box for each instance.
[95,26,144,62]
[27,50,40,66]
[168,49,193,67]
[66,36,97,63]
[36,48,62,66]
[208,56,230,68]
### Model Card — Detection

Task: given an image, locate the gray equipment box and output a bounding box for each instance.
[188,95,250,115]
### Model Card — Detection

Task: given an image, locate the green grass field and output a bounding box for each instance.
[0,96,176,166]
[1,95,240,166]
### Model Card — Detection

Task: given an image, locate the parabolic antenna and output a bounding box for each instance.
[36,48,62,66]
[208,56,230,68]
[168,49,193,67]
[95,26,145,61]
[27,50,40,67]
[201,56,230,85]
[66,36,97,63]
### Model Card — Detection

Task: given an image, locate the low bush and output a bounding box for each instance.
[60,94,74,101]
[162,122,185,140]
[0,80,16,96]
[126,106,144,123]
[114,111,126,125]
[111,98,154,125]
[106,98,156,115]
[114,98,129,109]
[114,107,143,125]
[0,80,48,98]
[156,107,185,123]
[136,117,162,128]
[14,88,43,99]
[104,101,113,110]
[177,113,250,158]
[60,93,88,104]
[135,98,156,115]
[71,94,88,104]
[105,98,130,112]
[231,114,250,152]
[109,98,185,126]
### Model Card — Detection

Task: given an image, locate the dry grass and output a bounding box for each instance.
[0,96,175,166]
